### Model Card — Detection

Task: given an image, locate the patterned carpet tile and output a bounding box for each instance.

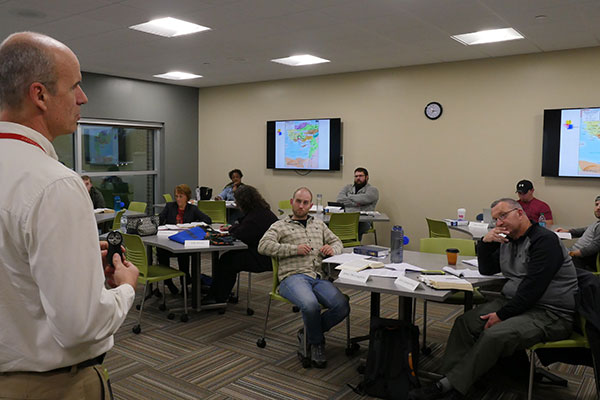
[112,368,212,400]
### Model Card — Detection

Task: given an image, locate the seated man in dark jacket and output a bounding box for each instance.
[159,184,211,294]
[410,198,578,400]
[203,185,278,305]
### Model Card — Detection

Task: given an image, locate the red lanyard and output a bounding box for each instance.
[0,133,45,153]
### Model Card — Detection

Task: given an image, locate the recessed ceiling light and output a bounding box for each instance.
[153,71,203,80]
[451,28,524,45]
[271,54,330,66]
[130,17,210,38]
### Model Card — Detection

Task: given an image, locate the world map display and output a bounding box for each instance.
[278,120,320,168]
[578,108,600,174]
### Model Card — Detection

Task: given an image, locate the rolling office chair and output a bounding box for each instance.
[277,200,292,215]
[128,201,147,213]
[426,218,451,238]
[256,258,358,367]
[163,193,173,202]
[329,212,360,248]
[197,200,227,224]
[111,209,126,231]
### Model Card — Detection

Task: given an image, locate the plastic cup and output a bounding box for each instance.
[457,208,466,221]
[446,248,459,265]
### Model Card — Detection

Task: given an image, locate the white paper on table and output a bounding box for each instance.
[163,224,179,230]
[385,263,424,273]
[226,201,236,207]
[555,231,572,240]
[184,240,210,248]
[443,266,487,278]
[94,208,112,214]
[357,268,404,278]
[338,269,369,283]
[157,230,176,237]
[468,221,490,237]
[394,275,421,292]
[462,259,479,267]
[322,253,370,264]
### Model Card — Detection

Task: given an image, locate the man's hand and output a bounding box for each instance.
[105,253,139,289]
[569,250,582,258]
[555,228,568,232]
[297,244,312,255]
[482,227,509,243]
[319,244,334,257]
[215,195,223,200]
[100,240,125,270]
[480,312,502,329]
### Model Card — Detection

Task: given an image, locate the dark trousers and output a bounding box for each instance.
[157,248,191,286]
[573,254,598,272]
[208,249,272,302]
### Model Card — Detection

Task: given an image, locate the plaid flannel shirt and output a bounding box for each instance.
[258,215,343,282]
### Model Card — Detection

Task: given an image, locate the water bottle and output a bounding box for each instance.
[538,212,546,228]
[316,194,323,216]
[120,214,127,233]
[113,195,122,211]
[196,186,201,201]
[391,225,404,263]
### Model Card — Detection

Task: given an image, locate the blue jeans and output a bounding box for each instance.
[279,273,350,345]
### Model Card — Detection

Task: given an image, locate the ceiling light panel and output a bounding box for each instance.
[130,17,210,37]
[271,54,330,66]
[153,71,203,80]
[451,28,524,45]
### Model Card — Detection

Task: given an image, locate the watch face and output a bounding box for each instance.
[425,102,442,120]
[107,231,123,246]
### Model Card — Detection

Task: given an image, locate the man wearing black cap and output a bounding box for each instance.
[515,179,553,225]
[556,195,600,271]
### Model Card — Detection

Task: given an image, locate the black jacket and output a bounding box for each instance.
[229,207,278,267]
[158,202,212,225]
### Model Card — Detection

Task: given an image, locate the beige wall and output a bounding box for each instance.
[198,47,600,249]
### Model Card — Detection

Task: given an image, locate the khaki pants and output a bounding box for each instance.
[0,365,112,400]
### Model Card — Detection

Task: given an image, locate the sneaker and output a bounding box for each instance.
[297,329,309,358]
[310,343,327,368]
[408,382,445,400]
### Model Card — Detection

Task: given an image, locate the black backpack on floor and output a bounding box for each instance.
[351,316,420,399]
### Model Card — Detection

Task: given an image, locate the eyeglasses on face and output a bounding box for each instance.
[493,208,519,222]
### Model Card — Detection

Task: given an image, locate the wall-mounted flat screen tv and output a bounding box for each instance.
[542,107,600,178]
[266,118,341,171]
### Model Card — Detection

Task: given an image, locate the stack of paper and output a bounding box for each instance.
[335,258,384,272]
[418,275,473,291]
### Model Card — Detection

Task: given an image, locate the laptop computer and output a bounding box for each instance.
[482,208,492,224]
[327,201,345,210]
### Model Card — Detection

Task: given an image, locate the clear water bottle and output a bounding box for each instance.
[196,186,201,201]
[120,214,127,233]
[391,225,404,263]
[538,212,546,228]
[316,194,323,217]
[113,195,122,211]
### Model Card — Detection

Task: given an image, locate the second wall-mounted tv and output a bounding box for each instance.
[266,118,341,171]
[542,107,600,178]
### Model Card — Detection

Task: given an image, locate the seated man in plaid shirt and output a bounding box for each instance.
[258,187,349,368]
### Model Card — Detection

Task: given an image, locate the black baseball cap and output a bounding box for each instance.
[516,180,534,194]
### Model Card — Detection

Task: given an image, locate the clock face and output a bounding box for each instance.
[107,231,123,246]
[425,102,443,120]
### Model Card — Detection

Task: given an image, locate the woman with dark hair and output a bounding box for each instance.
[158,184,212,294]
[215,169,244,201]
[203,185,278,305]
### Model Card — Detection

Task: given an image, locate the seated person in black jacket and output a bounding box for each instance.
[158,184,211,294]
[203,185,278,305]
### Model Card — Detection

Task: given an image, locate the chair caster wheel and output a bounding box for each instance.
[292,306,300,313]
[135,304,140,310]
[246,308,254,316]
[132,325,141,334]
[256,338,266,348]
[422,346,432,356]
[167,313,175,320]
[298,353,311,368]
[158,304,166,311]
[180,314,188,322]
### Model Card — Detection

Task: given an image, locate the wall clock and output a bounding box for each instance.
[425,102,443,120]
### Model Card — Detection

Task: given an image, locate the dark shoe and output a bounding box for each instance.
[165,280,179,295]
[311,343,327,368]
[297,329,309,358]
[409,382,445,400]
[201,296,216,306]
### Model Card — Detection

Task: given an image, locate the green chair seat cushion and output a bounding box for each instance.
[530,332,588,351]
[444,288,487,305]
[138,264,185,284]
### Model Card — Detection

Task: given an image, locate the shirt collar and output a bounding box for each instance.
[0,121,58,160]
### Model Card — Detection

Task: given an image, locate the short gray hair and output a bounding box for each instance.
[0,32,58,110]
[491,198,523,210]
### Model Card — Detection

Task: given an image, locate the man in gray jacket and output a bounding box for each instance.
[336,167,379,239]
[410,198,577,400]
[556,195,600,271]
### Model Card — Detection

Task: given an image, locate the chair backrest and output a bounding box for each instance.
[420,237,476,256]
[163,193,173,202]
[426,218,451,238]
[329,212,360,247]
[128,201,147,213]
[197,200,227,224]
[112,209,126,230]
[122,233,148,277]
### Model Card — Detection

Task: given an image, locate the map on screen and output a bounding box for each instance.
[274,119,331,169]
[559,108,600,177]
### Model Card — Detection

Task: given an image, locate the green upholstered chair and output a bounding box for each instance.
[256,258,355,367]
[277,200,292,215]
[197,200,227,224]
[426,218,451,238]
[329,212,360,248]
[163,193,173,203]
[527,315,590,400]
[419,237,486,354]
[122,233,188,334]
[128,201,147,213]
[363,223,378,244]
[111,209,126,231]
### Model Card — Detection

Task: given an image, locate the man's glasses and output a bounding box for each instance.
[493,208,518,222]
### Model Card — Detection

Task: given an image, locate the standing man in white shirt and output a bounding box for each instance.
[336,167,379,240]
[0,32,139,399]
